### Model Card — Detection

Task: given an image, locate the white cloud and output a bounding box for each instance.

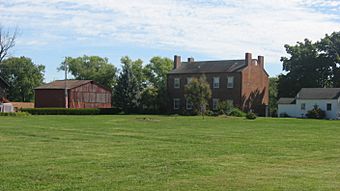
[1,0,340,74]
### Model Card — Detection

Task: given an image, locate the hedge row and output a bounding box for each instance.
[0,112,31,117]
[20,108,122,115]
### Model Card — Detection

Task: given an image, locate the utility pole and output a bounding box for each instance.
[64,60,68,108]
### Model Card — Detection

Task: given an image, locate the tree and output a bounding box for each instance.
[269,77,278,116]
[140,86,158,113]
[278,39,332,97]
[184,76,212,116]
[0,57,45,102]
[143,56,173,112]
[120,56,145,91]
[0,26,17,63]
[58,55,117,89]
[113,59,141,113]
[318,31,340,86]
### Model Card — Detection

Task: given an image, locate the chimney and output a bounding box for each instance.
[174,55,181,69]
[245,52,252,65]
[258,55,264,68]
[188,57,194,63]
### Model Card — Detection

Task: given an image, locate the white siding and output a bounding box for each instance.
[278,99,340,119]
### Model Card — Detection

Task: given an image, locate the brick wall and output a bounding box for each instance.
[167,72,242,112]
[241,54,269,116]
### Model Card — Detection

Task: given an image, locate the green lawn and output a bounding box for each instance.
[0,115,339,191]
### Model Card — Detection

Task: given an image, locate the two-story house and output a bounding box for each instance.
[167,53,269,116]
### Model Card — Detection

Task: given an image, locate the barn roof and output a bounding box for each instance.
[35,80,93,90]
[296,88,340,99]
[168,59,247,74]
[277,98,296,104]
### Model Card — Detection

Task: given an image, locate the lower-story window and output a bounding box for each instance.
[327,103,332,111]
[173,98,180,110]
[186,100,193,110]
[212,98,219,111]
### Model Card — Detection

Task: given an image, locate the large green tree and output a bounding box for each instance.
[120,56,145,91]
[113,58,141,113]
[143,56,173,112]
[0,57,45,102]
[184,76,212,116]
[318,31,340,86]
[58,55,117,89]
[278,39,332,97]
[269,77,278,116]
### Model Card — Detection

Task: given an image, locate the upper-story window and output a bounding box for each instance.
[213,77,220,88]
[227,76,234,88]
[174,78,180,89]
[327,103,332,111]
[187,77,193,84]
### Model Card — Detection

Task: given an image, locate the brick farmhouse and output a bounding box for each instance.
[167,53,269,116]
[35,80,112,108]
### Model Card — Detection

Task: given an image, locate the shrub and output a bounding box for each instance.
[98,107,121,115]
[217,101,233,115]
[21,108,100,115]
[0,112,30,117]
[228,108,246,117]
[306,106,325,119]
[206,110,218,116]
[246,112,257,120]
[279,112,290,118]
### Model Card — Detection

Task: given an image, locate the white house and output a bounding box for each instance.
[278,88,340,119]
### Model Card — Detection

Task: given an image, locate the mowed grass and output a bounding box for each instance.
[0,115,340,191]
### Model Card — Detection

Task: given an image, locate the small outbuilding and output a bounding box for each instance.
[278,88,340,119]
[35,80,112,108]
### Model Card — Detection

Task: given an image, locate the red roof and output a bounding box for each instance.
[35,80,93,90]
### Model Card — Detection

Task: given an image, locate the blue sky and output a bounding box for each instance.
[1,0,340,82]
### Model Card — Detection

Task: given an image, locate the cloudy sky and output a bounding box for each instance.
[1,0,340,82]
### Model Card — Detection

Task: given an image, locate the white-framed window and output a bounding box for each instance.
[213,77,220,88]
[301,103,306,110]
[186,99,193,110]
[174,78,180,89]
[227,76,234,88]
[212,98,219,111]
[327,103,332,111]
[187,77,193,84]
[173,98,180,110]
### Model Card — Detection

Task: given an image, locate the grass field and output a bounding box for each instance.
[0,115,340,190]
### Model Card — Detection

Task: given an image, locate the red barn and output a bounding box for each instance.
[34,80,111,108]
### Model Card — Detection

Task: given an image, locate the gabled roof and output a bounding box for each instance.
[35,80,93,90]
[169,60,247,74]
[296,88,340,99]
[277,98,296,104]
[0,76,9,87]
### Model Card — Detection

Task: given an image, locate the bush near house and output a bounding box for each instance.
[306,106,326,119]
[229,108,246,117]
[246,112,257,120]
